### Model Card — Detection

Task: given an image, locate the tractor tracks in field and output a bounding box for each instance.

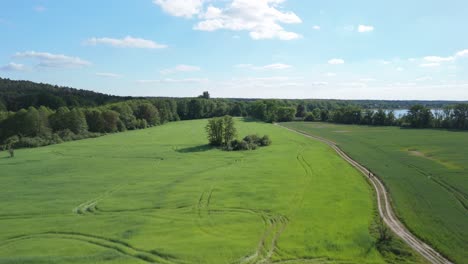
[0,232,181,264]
[276,124,453,264]
[196,189,289,264]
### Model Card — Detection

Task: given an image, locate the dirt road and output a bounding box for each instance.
[277,124,453,264]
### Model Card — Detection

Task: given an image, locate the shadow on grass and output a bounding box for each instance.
[241,117,261,123]
[176,144,214,153]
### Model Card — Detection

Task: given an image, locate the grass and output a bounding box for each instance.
[0,119,424,264]
[281,122,468,263]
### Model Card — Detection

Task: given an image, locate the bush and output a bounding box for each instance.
[227,134,272,151]
[260,135,272,146]
[304,113,316,122]
[16,137,49,148]
[243,134,260,144]
[58,129,76,141]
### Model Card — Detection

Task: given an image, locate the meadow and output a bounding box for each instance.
[281,122,468,263]
[0,119,425,264]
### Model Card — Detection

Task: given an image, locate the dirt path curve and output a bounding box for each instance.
[276,124,453,264]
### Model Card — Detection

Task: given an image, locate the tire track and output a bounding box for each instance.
[0,232,180,264]
[277,124,453,264]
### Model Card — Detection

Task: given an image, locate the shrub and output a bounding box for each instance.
[16,137,49,148]
[304,113,316,122]
[58,129,76,141]
[228,135,272,151]
[243,134,260,145]
[260,135,272,146]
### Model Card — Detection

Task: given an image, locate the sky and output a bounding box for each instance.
[1,0,468,100]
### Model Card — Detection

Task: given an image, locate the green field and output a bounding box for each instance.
[0,119,423,264]
[281,122,468,263]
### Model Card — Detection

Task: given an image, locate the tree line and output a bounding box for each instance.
[0,97,248,149]
[2,77,468,151]
[293,103,468,130]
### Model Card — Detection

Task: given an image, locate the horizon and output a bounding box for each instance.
[4,77,468,103]
[1,1,468,100]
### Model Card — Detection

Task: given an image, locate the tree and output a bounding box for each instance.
[206,117,224,146]
[85,109,105,133]
[362,110,374,125]
[276,107,296,122]
[222,115,237,146]
[3,135,18,158]
[249,101,267,120]
[373,109,387,126]
[199,91,210,99]
[101,110,120,133]
[66,109,88,134]
[452,104,468,129]
[188,99,204,119]
[296,104,307,118]
[111,103,137,130]
[406,105,433,128]
[205,116,237,146]
[320,109,329,122]
[230,103,245,117]
[136,103,160,126]
[304,113,316,121]
[312,108,321,121]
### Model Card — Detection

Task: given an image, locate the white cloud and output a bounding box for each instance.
[260,63,292,70]
[192,0,302,40]
[420,63,440,68]
[153,0,204,18]
[137,78,208,84]
[423,56,454,63]
[0,62,27,71]
[14,51,91,68]
[358,24,374,33]
[313,25,320,30]
[311,81,328,86]
[96,72,122,78]
[380,60,392,65]
[396,67,404,71]
[415,76,433,82]
[325,72,336,77]
[86,36,167,49]
[160,64,201,75]
[235,63,292,70]
[360,78,376,82]
[328,58,344,65]
[455,49,468,58]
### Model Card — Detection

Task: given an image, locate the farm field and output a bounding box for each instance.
[281,122,468,263]
[0,119,423,264]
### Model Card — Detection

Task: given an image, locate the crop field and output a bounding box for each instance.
[0,119,425,264]
[281,122,468,263]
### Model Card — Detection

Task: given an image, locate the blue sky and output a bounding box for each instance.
[1,0,468,100]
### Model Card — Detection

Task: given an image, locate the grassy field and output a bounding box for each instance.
[0,119,423,264]
[281,122,468,263]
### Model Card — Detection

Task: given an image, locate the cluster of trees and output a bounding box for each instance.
[0,78,126,111]
[248,100,296,122]
[0,97,233,150]
[2,77,467,153]
[205,116,271,151]
[205,115,237,146]
[295,103,468,130]
[404,104,468,129]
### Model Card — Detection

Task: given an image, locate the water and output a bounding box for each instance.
[386,109,442,118]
